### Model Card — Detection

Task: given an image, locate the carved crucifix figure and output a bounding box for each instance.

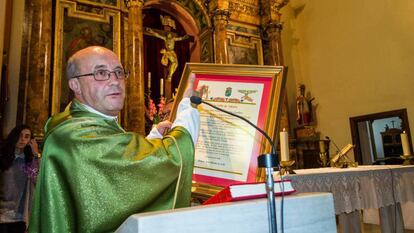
[145,15,191,81]
[146,28,189,81]
[145,15,193,99]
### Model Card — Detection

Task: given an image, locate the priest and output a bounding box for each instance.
[29,46,200,233]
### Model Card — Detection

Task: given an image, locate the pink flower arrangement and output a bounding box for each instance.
[146,96,167,124]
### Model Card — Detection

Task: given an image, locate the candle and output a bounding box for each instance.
[160,78,164,96]
[401,131,411,155]
[280,128,289,161]
[148,72,151,89]
[319,140,326,153]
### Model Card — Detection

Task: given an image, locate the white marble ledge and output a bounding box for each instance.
[116,192,336,233]
[292,165,414,175]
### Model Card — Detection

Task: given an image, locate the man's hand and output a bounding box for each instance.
[156,120,172,135]
[183,73,196,98]
[193,85,207,98]
[183,73,207,97]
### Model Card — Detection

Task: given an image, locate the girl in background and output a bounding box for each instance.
[0,125,40,233]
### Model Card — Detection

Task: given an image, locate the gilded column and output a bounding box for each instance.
[124,0,145,134]
[209,0,230,64]
[23,0,52,137]
[265,23,284,65]
[262,0,290,132]
[262,0,288,66]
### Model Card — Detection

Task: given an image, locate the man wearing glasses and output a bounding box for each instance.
[29,46,201,233]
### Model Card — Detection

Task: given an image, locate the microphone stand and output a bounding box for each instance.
[194,98,278,233]
[258,153,278,233]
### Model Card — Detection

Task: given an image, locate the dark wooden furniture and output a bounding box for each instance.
[381,128,403,157]
[350,109,412,165]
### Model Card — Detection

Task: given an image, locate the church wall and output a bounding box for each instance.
[281,0,414,159]
[2,0,25,138]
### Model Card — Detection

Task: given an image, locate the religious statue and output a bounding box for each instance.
[296,84,314,127]
[146,27,189,81]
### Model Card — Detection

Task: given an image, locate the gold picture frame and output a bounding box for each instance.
[52,0,121,115]
[78,0,121,9]
[170,63,286,199]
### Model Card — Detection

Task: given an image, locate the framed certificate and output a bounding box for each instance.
[171,63,286,189]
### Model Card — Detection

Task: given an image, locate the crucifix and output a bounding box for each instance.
[145,15,193,99]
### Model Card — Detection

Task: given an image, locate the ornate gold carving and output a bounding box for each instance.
[124,0,144,8]
[234,0,256,4]
[226,23,260,36]
[229,1,259,16]
[227,0,260,25]
[76,4,104,14]
[211,9,231,21]
[271,0,289,13]
[261,0,289,25]
[78,0,121,9]
[211,8,230,64]
[263,21,283,34]
[200,30,214,63]
[261,1,287,132]
[208,0,230,11]
[176,0,211,30]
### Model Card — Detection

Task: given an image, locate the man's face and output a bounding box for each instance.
[71,48,126,116]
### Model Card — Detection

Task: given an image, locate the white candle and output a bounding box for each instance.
[160,78,164,96]
[148,72,151,89]
[280,128,289,161]
[401,131,411,155]
[319,140,326,153]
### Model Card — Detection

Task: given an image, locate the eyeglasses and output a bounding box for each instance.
[71,69,129,81]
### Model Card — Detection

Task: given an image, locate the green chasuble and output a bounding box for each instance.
[29,100,195,233]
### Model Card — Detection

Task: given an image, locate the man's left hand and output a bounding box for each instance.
[156,120,172,135]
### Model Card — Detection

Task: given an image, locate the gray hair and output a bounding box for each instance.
[66,55,78,79]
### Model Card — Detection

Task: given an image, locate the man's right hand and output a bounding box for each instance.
[183,73,207,99]
[183,73,196,98]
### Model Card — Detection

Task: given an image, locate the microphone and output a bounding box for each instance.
[190,96,202,105]
[191,95,279,233]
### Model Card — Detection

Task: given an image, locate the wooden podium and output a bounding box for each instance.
[116,193,336,233]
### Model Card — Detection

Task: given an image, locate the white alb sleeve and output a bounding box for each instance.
[146,126,163,139]
[171,97,200,144]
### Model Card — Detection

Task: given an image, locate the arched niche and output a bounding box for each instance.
[144,0,212,63]
[141,1,213,133]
